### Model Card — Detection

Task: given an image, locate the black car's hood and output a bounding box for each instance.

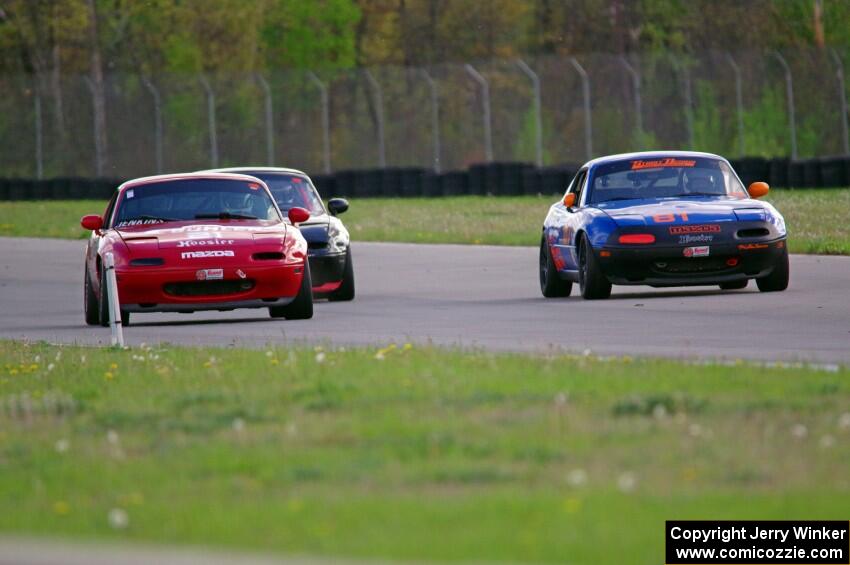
[297,214,330,247]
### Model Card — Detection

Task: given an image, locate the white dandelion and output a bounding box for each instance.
[791,424,808,439]
[107,508,129,530]
[819,435,836,449]
[286,422,298,437]
[566,468,587,487]
[617,472,637,493]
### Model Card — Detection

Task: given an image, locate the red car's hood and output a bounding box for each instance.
[116,220,288,256]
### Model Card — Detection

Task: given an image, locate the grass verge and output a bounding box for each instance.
[1,190,849,253]
[1,341,849,563]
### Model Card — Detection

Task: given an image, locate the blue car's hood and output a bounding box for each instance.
[595,197,767,226]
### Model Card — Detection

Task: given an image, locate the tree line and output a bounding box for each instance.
[1,1,847,77]
[1,0,848,178]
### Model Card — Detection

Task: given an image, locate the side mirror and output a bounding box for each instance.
[563,193,576,208]
[327,198,349,216]
[288,207,310,224]
[80,214,103,231]
[747,181,769,199]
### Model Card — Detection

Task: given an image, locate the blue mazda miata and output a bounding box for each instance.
[539,151,789,299]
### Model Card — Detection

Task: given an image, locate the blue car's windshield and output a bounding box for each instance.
[588,157,747,204]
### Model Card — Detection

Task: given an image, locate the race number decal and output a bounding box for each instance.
[652,212,689,223]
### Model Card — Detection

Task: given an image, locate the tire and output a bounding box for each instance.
[270,263,314,320]
[578,236,612,300]
[97,263,130,327]
[719,280,748,290]
[84,267,100,326]
[756,247,789,292]
[328,247,355,302]
[539,238,572,298]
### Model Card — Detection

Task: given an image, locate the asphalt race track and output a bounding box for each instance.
[1,236,849,363]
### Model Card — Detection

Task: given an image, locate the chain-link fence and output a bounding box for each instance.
[2,48,849,179]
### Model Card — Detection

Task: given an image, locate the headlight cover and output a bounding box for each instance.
[764,204,787,237]
[327,222,350,252]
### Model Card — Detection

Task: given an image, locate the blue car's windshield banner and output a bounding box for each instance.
[666,521,849,564]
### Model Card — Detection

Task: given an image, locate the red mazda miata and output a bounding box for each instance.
[81,172,313,326]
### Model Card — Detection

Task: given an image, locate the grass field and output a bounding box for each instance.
[1,190,849,254]
[1,340,849,563]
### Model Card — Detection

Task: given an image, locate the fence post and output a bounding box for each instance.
[198,75,218,167]
[307,72,331,174]
[141,76,163,174]
[256,73,275,166]
[516,59,543,167]
[569,57,593,161]
[104,252,124,347]
[770,51,797,160]
[831,49,850,156]
[363,70,386,168]
[419,69,441,172]
[619,56,643,139]
[725,53,746,158]
[83,76,105,176]
[464,64,493,162]
[684,66,694,149]
[670,53,694,149]
[33,81,43,180]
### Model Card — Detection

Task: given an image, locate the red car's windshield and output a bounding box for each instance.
[588,157,747,204]
[249,173,325,216]
[113,178,281,228]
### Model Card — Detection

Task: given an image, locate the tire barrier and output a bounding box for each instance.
[0,177,123,201]
[1,158,848,201]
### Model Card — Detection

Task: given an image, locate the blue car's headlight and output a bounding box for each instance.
[765,207,787,236]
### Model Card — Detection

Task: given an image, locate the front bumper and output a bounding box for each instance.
[123,297,294,314]
[597,238,787,286]
[115,263,304,309]
[308,249,347,289]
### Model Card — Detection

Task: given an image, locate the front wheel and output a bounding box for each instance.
[270,263,314,320]
[578,237,612,300]
[539,239,571,298]
[328,248,355,302]
[756,247,789,292]
[84,268,100,326]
